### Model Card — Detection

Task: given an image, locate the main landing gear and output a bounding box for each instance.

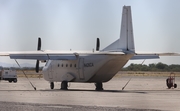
[95,82,103,91]
[50,81,103,91]
[50,82,54,89]
[50,81,68,90]
[61,81,68,90]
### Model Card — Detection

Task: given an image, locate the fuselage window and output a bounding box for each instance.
[58,64,60,67]
[70,64,72,67]
[74,64,76,67]
[66,64,68,67]
[61,64,63,67]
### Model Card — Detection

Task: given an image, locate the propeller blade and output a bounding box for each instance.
[36,60,39,73]
[96,38,100,51]
[37,37,41,51]
[36,37,41,73]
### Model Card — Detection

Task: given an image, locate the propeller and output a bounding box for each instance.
[96,38,100,51]
[36,60,39,73]
[36,37,41,73]
[37,37,41,50]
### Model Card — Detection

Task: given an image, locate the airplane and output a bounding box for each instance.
[0,6,179,91]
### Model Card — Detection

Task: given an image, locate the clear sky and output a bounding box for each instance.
[0,0,180,67]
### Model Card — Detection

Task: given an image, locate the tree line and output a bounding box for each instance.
[122,62,180,72]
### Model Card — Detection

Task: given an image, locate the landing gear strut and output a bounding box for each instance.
[95,82,103,91]
[50,82,54,89]
[61,81,68,90]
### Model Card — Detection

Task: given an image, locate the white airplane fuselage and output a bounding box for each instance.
[42,53,133,83]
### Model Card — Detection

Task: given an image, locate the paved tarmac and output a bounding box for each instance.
[0,75,180,111]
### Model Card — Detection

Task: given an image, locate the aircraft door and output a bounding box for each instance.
[48,63,53,79]
[78,58,84,80]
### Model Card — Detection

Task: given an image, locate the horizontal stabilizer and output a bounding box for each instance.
[131,55,159,60]
[131,52,180,60]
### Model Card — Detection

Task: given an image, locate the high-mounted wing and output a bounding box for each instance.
[0,51,125,60]
[0,51,78,60]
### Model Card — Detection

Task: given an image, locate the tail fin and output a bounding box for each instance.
[102,6,135,53]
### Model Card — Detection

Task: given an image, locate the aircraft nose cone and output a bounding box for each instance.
[41,67,49,81]
[42,67,47,75]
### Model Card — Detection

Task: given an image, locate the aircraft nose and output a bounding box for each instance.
[41,67,49,80]
[42,67,47,75]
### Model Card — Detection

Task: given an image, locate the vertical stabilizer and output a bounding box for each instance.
[102,6,135,53]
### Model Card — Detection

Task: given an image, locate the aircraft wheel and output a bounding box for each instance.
[61,81,68,90]
[95,82,103,91]
[50,82,54,89]
[9,80,12,83]
[13,78,17,83]
[174,84,177,88]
